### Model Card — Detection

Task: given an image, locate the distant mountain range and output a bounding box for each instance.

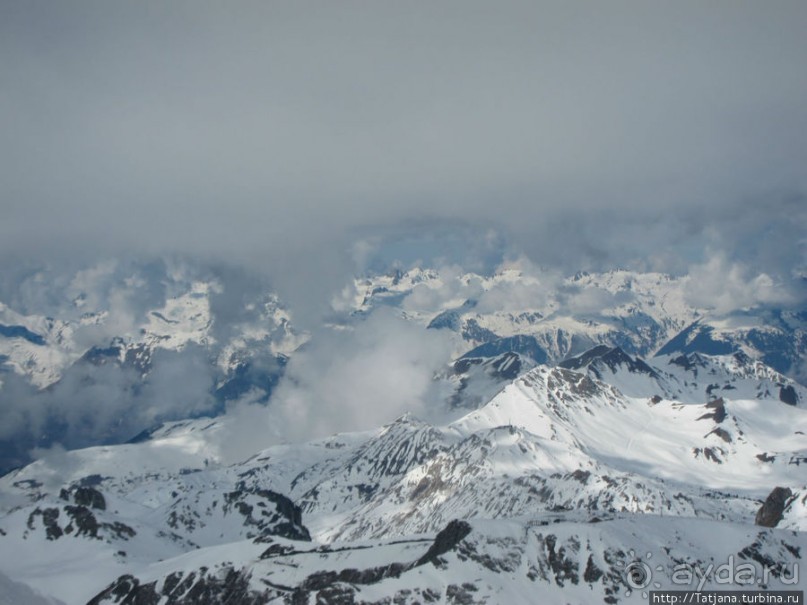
[0,263,805,603]
[3,264,803,398]
[354,267,807,381]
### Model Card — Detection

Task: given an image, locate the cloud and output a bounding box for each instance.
[273,308,455,433]
[1,1,806,469]
[0,1,804,311]
[0,258,303,472]
[215,308,455,462]
[0,259,170,337]
[471,258,555,314]
[0,344,217,472]
[558,284,636,317]
[401,264,483,314]
[684,254,798,315]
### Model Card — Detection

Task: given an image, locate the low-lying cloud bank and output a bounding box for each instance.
[0,248,804,473]
[216,309,456,463]
[0,345,217,471]
[1,2,806,319]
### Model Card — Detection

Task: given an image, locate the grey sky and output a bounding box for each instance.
[2,1,806,306]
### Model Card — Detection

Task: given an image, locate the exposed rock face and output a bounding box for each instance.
[755,487,793,528]
[25,503,136,542]
[559,345,660,380]
[298,562,409,591]
[780,385,799,406]
[60,485,107,510]
[223,484,311,542]
[86,569,265,605]
[415,520,472,567]
[27,507,62,541]
[89,519,474,604]
[698,398,727,423]
[6,335,807,604]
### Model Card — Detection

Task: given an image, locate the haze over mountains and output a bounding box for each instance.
[1,259,805,470]
[1,257,806,602]
[2,1,807,603]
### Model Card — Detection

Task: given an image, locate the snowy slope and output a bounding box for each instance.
[352,268,703,363]
[88,516,806,604]
[352,267,807,383]
[0,302,100,388]
[2,356,806,602]
[293,365,806,542]
[0,275,302,390]
[657,313,807,382]
[3,262,802,479]
[0,267,308,475]
[560,346,807,406]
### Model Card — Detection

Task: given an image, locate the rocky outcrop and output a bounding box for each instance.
[89,519,474,605]
[755,487,794,528]
[86,568,266,605]
[415,520,473,567]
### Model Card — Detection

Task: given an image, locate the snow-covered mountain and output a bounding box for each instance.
[559,346,806,406]
[87,516,805,605]
[0,262,306,473]
[0,277,301,391]
[350,267,701,361]
[350,266,807,381]
[2,262,802,463]
[1,355,805,603]
[5,264,797,398]
[1,261,806,603]
[656,312,807,382]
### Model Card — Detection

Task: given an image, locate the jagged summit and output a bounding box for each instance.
[556,344,806,406]
[559,345,660,379]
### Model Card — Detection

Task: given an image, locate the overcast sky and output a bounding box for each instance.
[2,1,806,305]
[2,2,807,461]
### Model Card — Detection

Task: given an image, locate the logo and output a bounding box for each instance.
[615,550,800,595]
[616,550,663,598]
